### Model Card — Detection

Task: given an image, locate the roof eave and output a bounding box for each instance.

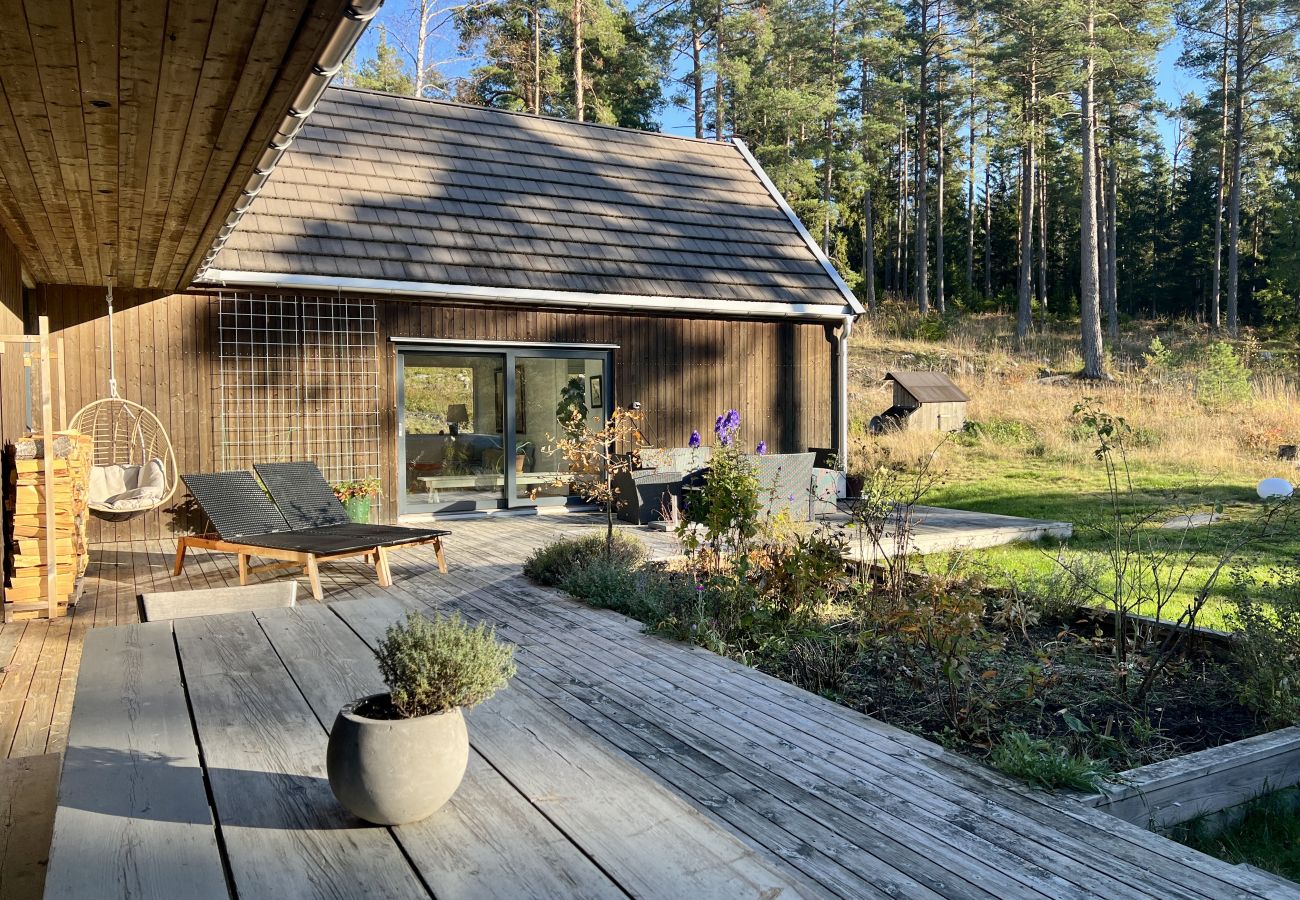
[730,139,865,319]
[195,270,857,321]
[194,0,383,282]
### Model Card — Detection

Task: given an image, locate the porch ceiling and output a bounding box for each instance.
[0,0,352,291]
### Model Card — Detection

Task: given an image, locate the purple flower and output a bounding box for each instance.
[689,430,701,449]
[756,440,767,456]
[714,408,741,447]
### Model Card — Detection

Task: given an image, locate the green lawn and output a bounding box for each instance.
[919,448,1300,629]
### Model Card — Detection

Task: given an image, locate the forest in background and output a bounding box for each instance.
[341,0,1300,376]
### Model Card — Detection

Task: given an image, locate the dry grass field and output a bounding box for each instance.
[846,310,1300,626]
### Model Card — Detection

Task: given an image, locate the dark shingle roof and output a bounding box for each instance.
[884,371,970,404]
[207,87,856,312]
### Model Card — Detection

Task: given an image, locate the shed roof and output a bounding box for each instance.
[884,371,970,403]
[201,87,860,318]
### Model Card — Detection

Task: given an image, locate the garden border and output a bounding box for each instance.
[1077,725,1300,832]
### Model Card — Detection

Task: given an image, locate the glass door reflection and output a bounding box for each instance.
[513,355,608,503]
[400,352,506,512]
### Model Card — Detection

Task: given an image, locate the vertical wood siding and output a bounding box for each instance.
[0,229,26,440]
[29,286,834,541]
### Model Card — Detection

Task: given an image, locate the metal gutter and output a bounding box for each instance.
[196,270,856,320]
[195,0,384,281]
[730,139,866,317]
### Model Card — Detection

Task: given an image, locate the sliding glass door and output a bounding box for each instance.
[399,351,507,512]
[513,354,607,503]
[397,345,611,515]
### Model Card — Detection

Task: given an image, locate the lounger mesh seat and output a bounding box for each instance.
[253,462,449,551]
[176,469,448,599]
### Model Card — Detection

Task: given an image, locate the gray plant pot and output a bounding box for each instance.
[326,693,469,825]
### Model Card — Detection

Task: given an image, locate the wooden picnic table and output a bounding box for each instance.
[42,595,798,900]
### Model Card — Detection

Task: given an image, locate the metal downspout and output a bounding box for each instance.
[838,314,854,471]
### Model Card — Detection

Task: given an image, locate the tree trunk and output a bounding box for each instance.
[863,187,877,312]
[982,117,992,299]
[861,60,877,312]
[823,0,840,254]
[414,1,431,97]
[885,151,897,292]
[1016,80,1035,344]
[1209,0,1229,330]
[1225,0,1245,337]
[1097,142,1116,338]
[966,54,976,296]
[714,5,725,142]
[573,0,585,121]
[532,3,543,112]
[933,0,945,314]
[1037,155,1048,325]
[915,0,930,315]
[692,21,704,137]
[1105,140,1119,338]
[1079,2,1105,380]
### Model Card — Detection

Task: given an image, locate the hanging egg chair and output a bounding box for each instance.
[68,285,179,517]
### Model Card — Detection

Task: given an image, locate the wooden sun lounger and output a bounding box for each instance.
[175,470,448,599]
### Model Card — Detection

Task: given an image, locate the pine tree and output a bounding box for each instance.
[354,27,417,95]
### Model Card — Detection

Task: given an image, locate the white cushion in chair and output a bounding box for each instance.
[90,458,166,509]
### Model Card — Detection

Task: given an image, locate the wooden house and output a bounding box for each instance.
[0,12,862,542]
[871,371,969,434]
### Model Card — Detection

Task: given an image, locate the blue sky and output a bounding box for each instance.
[356,1,1200,155]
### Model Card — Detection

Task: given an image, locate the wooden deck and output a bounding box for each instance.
[2,512,1293,899]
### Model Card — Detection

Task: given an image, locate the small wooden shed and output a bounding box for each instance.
[872,371,969,433]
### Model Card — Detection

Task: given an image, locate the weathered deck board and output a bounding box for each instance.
[335,595,806,900]
[43,623,227,900]
[415,554,1173,900]
[0,753,59,900]
[173,612,429,900]
[252,603,628,900]
[9,513,1300,900]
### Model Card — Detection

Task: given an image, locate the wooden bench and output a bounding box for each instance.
[139,582,297,622]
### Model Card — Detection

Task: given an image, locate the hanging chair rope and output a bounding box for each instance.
[69,283,179,517]
[106,283,119,400]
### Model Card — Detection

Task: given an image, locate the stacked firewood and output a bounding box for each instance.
[3,432,93,620]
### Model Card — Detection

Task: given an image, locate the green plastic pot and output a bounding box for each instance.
[343,496,372,524]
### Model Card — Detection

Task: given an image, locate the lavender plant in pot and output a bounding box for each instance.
[327,611,516,825]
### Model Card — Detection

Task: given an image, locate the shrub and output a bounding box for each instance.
[523,532,645,587]
[375,612,516,717]
[1008,551,1108,623]
[561,556,640,609]
[990,731,1111,791]
[1229,563,1300,728]
[751,527,851,619]
[1143,336,1172,373]
[787,633,858,696]
[1196,342,1251,408]
[962,418,1038,446]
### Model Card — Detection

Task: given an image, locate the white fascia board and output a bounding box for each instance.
[195,270,856,321]
[730,139,866,318]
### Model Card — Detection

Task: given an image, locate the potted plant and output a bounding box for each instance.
[332,478,382,523]
[326,611,516,825]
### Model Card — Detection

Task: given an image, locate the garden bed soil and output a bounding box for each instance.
[812,616,1260,765]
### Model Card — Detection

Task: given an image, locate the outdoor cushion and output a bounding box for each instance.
[89,458,167,510]
[641,446,711,473]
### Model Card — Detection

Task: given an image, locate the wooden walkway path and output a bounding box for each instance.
[3,512,1294,898]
